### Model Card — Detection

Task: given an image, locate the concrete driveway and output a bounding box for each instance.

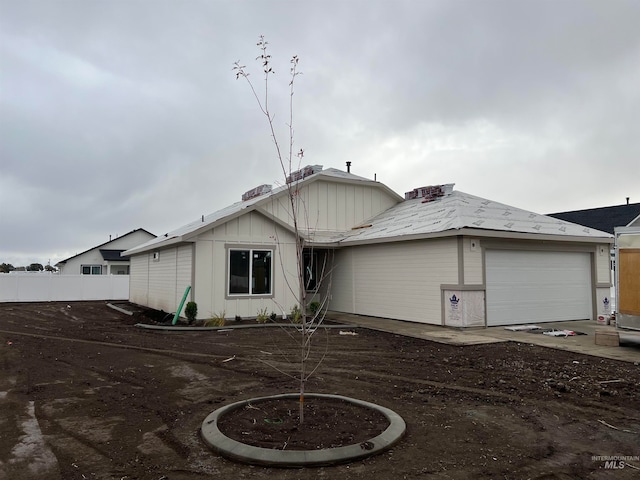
[328,313,640,364]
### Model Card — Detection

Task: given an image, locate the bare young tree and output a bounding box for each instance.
[233,36,333,424]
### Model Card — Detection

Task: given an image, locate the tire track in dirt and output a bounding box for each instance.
[0,329,232,360]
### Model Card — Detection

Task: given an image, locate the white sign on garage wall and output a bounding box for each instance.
[444,290,485,327]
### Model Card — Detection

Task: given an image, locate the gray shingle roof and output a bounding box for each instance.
[548,203,640,235]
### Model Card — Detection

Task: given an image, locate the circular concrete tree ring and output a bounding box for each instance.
[201,393,406,467]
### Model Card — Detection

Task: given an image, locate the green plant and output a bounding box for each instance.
[309,301,321,316]
[290,305,302,324]
[256,307,269,324]
[204,311,226,327]
[185,301,198,324]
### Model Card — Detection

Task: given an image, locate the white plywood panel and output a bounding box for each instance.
[486,250,592,326]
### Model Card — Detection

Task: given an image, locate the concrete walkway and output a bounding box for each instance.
[327,312,640,364]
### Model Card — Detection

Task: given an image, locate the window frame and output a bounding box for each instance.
[81,265,103,275]
[226,246,274,298]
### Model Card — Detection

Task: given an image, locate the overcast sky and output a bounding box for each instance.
[1,0,639,268]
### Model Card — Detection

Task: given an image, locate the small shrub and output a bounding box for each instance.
[204,311,226,327]
[270,311,277,321]
[309,301,321,316]
[185,302,198,324]
[290,305,302,323]
[256,307,269,324]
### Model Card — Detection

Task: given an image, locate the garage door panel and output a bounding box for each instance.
[486,250,592,326]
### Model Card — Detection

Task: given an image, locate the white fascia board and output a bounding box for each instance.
[459,228,614,244]
[338,227,613,247]
[123,236,189,256]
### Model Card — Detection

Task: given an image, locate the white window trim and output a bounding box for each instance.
[226,246,274,298]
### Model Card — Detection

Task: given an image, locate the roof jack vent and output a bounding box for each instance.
[404,183,455,202]
[346,161,351,173]
[286,165,323,184]
[242,184,272,201]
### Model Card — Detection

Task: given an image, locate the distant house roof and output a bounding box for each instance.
[547,203,640,235]
[56,228,155,265]
[100,249,129,261]
[340,190,612,245]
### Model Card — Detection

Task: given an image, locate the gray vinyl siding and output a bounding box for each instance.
[147,248,177,313]
[129,245,193,315]
[176,244,193,306]
[331,238,459,324]
[128,254,149,306]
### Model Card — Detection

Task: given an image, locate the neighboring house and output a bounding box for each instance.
[123,166,613,327]
[548,200,640,234]
[548,200,640,273]
[56,229,156,275]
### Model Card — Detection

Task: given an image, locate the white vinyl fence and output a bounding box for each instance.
[0,274,129,302]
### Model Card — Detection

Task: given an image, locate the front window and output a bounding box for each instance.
[81,265,102,275]
[228,249,272,295]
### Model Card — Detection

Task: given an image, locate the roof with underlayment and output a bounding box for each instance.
[338,190,613,244]
[124,170,613,255]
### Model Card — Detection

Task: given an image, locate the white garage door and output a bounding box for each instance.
[486,250,592,326]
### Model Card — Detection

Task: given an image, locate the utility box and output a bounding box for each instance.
[614,227,640,331]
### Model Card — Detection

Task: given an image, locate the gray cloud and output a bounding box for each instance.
[1,0,639,266]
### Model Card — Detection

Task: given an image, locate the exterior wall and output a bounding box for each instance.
[330,238,459,324]
[261,180,399,233]
[330,249,354,311]
[193,211,299,320]
[128,244,193,314]
[129,255,149,306]
[595,244,611,284]
[59,230,155,275]
[462,237,483,285]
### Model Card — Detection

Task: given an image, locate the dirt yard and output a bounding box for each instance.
[1,301,639,479]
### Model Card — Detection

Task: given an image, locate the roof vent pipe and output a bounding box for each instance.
[346,161,351,173]
[627,197,630,205]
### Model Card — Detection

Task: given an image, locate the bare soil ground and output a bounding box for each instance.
[1,301,639,480]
